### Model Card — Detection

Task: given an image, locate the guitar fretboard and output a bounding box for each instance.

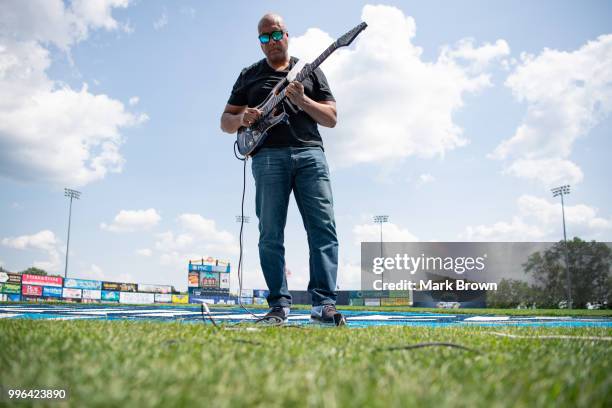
[260,43,337,116]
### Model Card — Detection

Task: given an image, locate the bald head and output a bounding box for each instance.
[257,13,290,67]
[258,13,286,33]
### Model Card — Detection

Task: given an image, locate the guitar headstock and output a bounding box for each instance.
[335,22,367,48]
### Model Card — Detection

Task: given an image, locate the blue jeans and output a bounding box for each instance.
[251,147,338,308]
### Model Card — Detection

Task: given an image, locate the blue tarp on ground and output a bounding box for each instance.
[0,303,611,328]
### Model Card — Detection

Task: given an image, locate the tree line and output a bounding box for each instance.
[0,266,59,277]
[487,238,612,308]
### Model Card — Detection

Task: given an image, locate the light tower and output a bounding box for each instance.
[373,215,389,288]
[551,185,572,309]
[373,215,389,258]
[64,188,81,279]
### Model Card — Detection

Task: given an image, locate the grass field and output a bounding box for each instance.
[1,319,610,407]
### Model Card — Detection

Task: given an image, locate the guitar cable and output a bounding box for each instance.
[234,145,263,320]
[198,142,284,326]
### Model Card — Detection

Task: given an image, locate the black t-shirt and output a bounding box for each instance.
[227,56,335,151]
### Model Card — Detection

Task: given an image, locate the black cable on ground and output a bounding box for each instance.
[374,342,482,354]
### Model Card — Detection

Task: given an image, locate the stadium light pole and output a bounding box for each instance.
[64,188,81,279]
[551,185,572,309]
[373,215,389,288]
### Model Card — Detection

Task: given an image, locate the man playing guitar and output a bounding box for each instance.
[221,13,344,325]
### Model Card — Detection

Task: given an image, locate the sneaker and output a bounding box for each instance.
[311,304,347,326]
[255,306,290,325]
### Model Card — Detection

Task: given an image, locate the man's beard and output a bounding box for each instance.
[267,48,288,64]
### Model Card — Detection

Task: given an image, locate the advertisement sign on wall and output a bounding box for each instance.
[138,284,172,294]
[102,282,120,291]
[119,282,138,292]
[154,293,172,303]
[101,290,120,301]
[102,282,137,292]
[240,289,253,298]
[64,278,102,290]
[21,285,42,296]
[172,294,189,304]
[43,286,63,298]
[22,274,62,287]
[253,289,269,298]
[0,272,22,284]
[0,283,21,294]
[82,289,102,300]
[188,272,199,287]
[380,298,411,306]
[364,298,381,307]
[189,288,229,297]
[119,292,155,304]
[22,284,43,296]
[62,288,82,299]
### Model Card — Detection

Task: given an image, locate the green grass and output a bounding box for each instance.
[0,320,610,407]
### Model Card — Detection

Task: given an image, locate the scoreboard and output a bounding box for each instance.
[188,257,231,304]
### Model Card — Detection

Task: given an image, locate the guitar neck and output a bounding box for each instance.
[261,43,337,116]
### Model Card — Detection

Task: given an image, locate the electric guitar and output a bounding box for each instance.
[235,22,367,156]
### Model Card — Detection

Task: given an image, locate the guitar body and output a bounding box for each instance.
[236,109,288,156]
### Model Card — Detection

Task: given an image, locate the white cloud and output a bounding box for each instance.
[504,158,584,187]
[128,96,139,106]
[178,214,234,245]
[153,12,168,30]
[336,260,361,290]
[0,0,147,188]
[517,195,612,230]
[2,230,57,251]
[463,216,546,241]
[491,34,612,186]
[152,214,238,275]
[353,222,418,244]
[101,208,161,232]
[1,230,63,272]
[290,5,509,168]
[417,173,436,186]
[0,0,131,51]
[440,38,510,73]
[180,6,196,18]
[116,272,134,283]
[136,248,152,257]
[82,263,104,279]
[462,195,612,241]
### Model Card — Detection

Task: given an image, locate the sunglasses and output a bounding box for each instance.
[258,30,285,44]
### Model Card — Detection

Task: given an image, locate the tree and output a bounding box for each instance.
[523,238,612,308]
[20,267,48,276]
[487,279,537,308]
[18,267,62,278]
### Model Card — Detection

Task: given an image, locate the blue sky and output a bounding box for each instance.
[1,0,611,291]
